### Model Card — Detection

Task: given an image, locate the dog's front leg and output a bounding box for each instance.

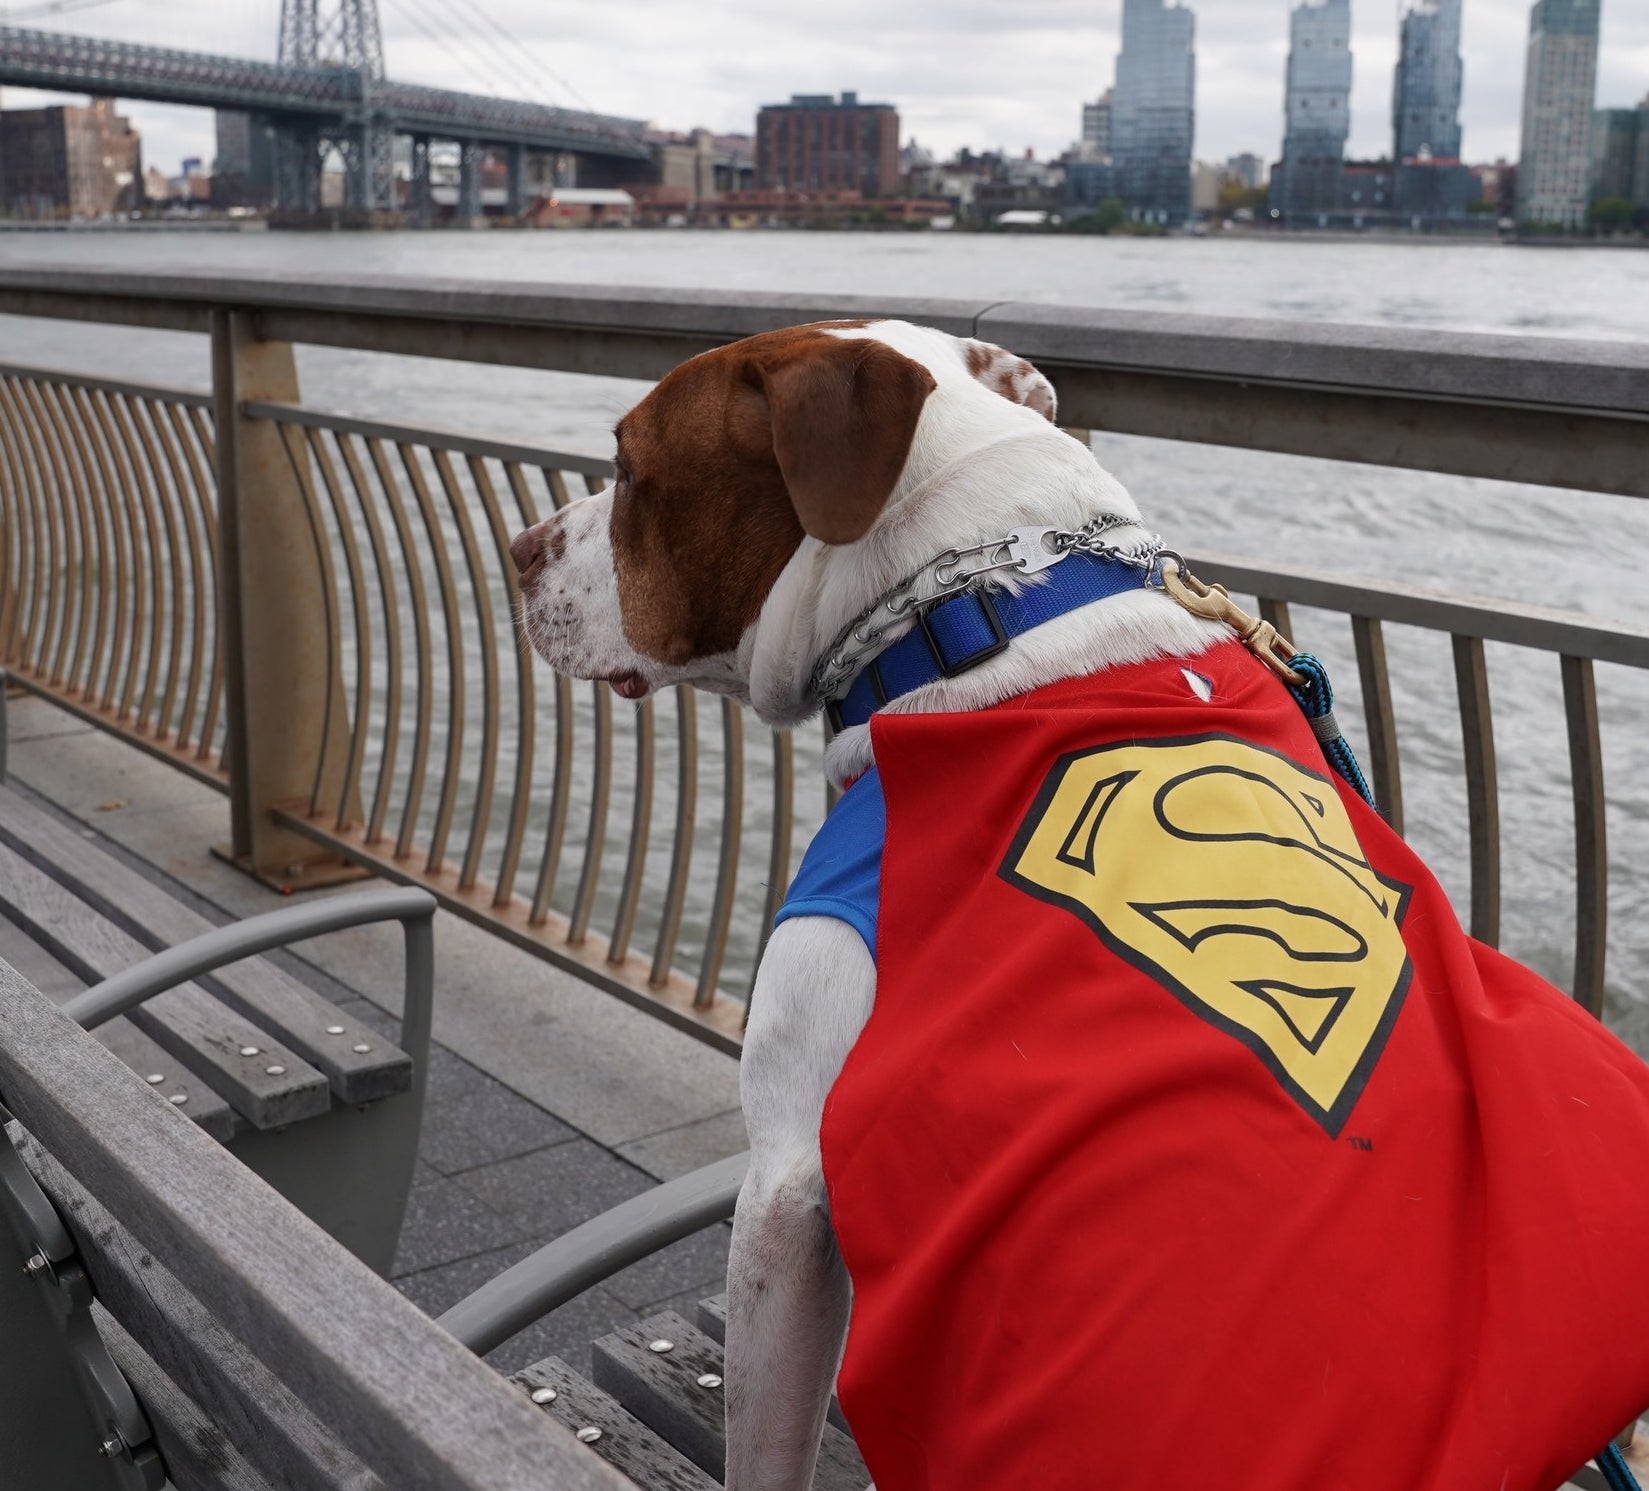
[726,918,875,1491]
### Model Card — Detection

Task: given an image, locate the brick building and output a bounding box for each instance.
[0,97,142,219]
[756,92,899,197]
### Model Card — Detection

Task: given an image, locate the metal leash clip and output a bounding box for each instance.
[1156,556,1305,686]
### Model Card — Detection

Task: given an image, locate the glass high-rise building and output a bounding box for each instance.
[1517,0,1602,227]
[1111,0,1195,223]
[1276,0,1353,221]
[1393,0,1464,161]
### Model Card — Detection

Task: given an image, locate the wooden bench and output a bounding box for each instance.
[0,776,430,1272]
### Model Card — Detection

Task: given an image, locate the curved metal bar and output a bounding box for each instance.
[396,443,466,874]
[109,393,169,731]
[273,421,347,819]
[77,388,135,714]
[487,462,540,908]
[434,450,500,893]
[0,378,44,667]
[695,697,745,1007]
[1351,614,1404,835]
[306,427,373,831]
[152,399,210,755]
[1561,655,1608,1017]
[128,397,189,740]
[183,406,225,762]
[467,455,533,907]
[338,433,404,848]
[6,377,63,679]
[59,385,116,705]
[92,388,151,722]
[369,438,434,859]
[1451,633,1500,948]
[8,379,63,681]
[438,1151,749,1358]
[608,695,655,964]
[567,683,612,946]
[46,380,103,698]
[62,886,437,1034]
[0,414,14,662]
[30,380,93,691]
[650,687,698,987]
[529,466,576,927]
[748,727,795,1003]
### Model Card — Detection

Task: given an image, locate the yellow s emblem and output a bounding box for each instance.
[1002,735,1412,1135]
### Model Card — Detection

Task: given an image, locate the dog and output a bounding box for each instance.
[512,319,1649,1491]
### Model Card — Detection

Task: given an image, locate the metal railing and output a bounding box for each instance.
[0,269,1645,1052]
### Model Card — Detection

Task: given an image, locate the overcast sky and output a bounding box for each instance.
[4,0,1646,175]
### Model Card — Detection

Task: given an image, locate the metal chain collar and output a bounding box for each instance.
[810,515,1171,703]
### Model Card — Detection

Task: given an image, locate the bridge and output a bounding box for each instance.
[0,2,651,216]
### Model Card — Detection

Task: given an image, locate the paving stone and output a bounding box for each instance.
[616,1108,747,1182]
[393,1238,540,1318]
[602,1223,732,1313]
[483,1283,642,1379]
[454,1138,655,1238]
[391,1174,529,1276]
[419,1085,578,1176]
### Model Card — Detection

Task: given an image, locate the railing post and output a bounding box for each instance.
[211,309,362,888]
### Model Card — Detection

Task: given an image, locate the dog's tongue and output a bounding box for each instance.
[610,672,648,700]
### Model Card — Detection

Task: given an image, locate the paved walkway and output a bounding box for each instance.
[0,689,746,1376]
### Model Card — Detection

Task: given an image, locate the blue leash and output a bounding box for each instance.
[1281,653,1378,811]
[1597,1443,1643,1491]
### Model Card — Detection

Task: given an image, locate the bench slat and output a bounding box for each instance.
[592,1312,870,1491]
[0,962,633,1491]
[514,1357,717,1491]
[0,842,332,1129]
[692,1293,851,1439]
[25,1138,383,1491]
[0,789,411,1104]
[96,1307,281,1491]
[94,1017,236,1142]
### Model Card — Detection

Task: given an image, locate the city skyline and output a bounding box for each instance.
[1,0,1646,175]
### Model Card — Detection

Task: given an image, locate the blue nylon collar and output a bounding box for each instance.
[826,549,1146,732]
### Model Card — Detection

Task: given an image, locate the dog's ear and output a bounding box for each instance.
[962,338,1058,423]
[748,338,936,546]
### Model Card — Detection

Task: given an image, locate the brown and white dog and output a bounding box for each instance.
[511,318,1227,1488]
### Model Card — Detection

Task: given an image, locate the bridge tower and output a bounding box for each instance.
[275,0,395,213]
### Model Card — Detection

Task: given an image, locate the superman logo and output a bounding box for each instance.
[1001,734,1412,1135]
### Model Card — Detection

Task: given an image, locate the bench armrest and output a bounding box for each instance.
[60,888,438,1082]
[438,1150,749,1357]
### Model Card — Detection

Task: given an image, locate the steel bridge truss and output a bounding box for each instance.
[0,22,649,213]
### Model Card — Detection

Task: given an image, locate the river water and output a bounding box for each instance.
[1,231,1646,1028]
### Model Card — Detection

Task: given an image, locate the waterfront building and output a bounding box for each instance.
[0,97,141,219]
[1591,104,1648,205]
[1111,0,1196,223]
[756,91,900,198]
[1275,0,1353,224]
[1081,91,1113,159]
[1225,152,1266,190]
[1517,0,1601,227]
[1393,0,1464,162]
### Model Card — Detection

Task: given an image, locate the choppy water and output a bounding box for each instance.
[1,231,1645,1032]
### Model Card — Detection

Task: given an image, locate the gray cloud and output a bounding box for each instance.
[6,0,1645,176]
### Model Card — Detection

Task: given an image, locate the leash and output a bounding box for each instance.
[1598,1442,1645,1491]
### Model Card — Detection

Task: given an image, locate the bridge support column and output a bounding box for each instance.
[458,141,483,227]
[506,144,529,220]
[210,312,364,888]
[274,123,322,213]
[409,136,432,225]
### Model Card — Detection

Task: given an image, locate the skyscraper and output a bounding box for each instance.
[1111,0,1196,222]
[1276,0,1352,221]
[1082,91,1114,159]
[1517,0,1602,227]
[1393,0,1464,162]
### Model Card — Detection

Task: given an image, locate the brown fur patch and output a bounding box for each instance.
[607,321,932,667]
[546,524,567,562]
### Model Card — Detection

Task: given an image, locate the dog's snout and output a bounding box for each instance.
[510,525,547,587]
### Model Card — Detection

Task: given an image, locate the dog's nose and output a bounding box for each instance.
[510,526,546,587]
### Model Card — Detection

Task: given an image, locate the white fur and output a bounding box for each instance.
[515,320,1229,1490]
